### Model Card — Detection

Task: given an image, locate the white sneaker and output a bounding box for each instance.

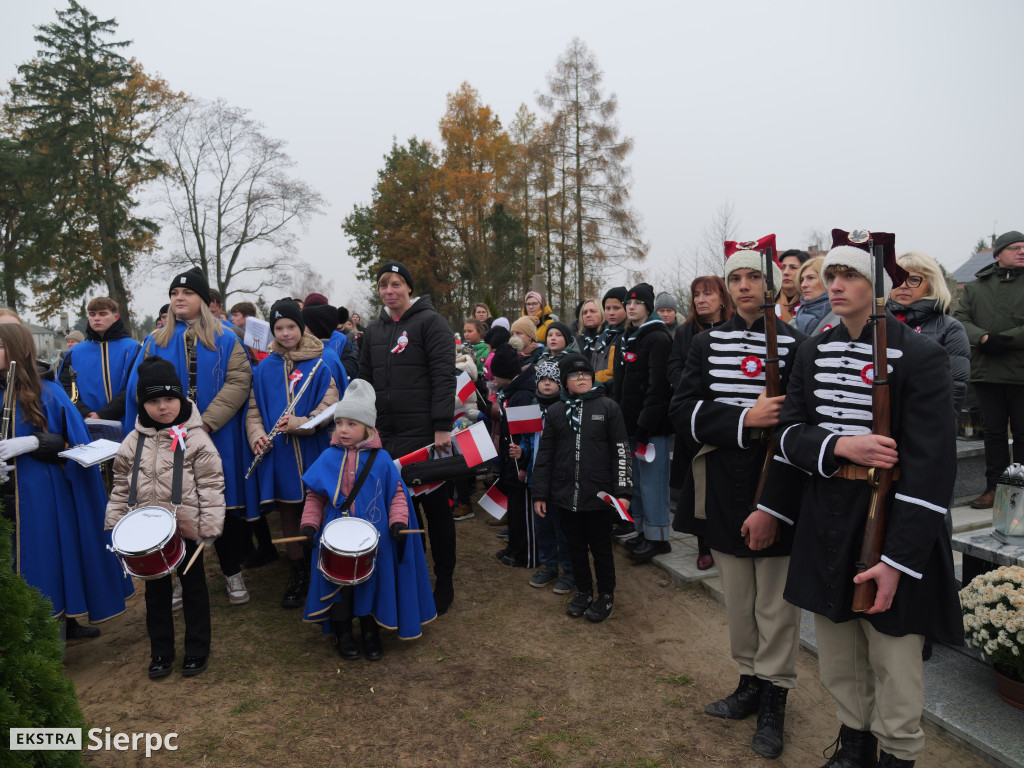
[225,572,250,605]
[171,579,183,612]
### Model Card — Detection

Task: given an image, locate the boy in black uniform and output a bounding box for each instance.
[758,229,962,768]
[670,234,808,759]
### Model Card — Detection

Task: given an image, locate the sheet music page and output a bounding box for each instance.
[243,316,272,352]
[59,438,122,466]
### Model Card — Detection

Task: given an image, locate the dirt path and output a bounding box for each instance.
[66,512,986,767]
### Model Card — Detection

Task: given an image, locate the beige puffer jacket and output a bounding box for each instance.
[245,332,339,448]
[105,402,226,541]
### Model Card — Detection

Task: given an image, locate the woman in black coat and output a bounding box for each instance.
[666,275,733,570]
[358,261,457,614]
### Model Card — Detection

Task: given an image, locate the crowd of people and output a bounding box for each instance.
[2,227,1014,768]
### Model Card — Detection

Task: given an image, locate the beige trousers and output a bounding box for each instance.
[713,551,801,689]
[814,614,926,761]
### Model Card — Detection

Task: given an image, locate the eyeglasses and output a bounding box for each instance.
[1003,244,1024,253]
[903,275,924,288]
[525,301,541,308]
[569,372,592,381]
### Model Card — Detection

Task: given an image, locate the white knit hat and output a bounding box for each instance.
[334,379,377,428]
[723,234,783,289]
[822,229,897,295]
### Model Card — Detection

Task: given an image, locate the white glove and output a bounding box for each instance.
[0,436,39,461]
[0,461,12,481]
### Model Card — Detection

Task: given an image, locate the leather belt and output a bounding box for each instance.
[835,464,900,482]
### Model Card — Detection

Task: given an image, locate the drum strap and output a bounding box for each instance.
[339,449,378,513]
[127,433,185,508]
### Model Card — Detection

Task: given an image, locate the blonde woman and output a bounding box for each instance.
[793,257,839,336]
[125,267,256,605]
[886,252,969,413]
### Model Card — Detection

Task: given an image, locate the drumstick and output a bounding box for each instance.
[181,540,205,576]
[271,536,308,544]
[398,529,426,535]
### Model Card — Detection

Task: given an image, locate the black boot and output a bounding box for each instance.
[705,674,762,719]
[243,515,279,568]
[433,575,454,616]
[280,561,306,609]
[820,724,878,768]
[360,615,383,661]
[877,752,914,768]
[332,619,361,660]
[751,682,787,759]
[66,617,101,639]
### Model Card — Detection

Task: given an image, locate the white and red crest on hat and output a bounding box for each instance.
[724,233,777,260]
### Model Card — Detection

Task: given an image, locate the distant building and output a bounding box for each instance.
[951,248,994,288]
[25,322,61,360]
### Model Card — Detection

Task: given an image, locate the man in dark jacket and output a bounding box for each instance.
[954,230,1024,508]
[358,261,457,614]
[613,283,674,562]
[760,230,961,768]
[669,236,807,759]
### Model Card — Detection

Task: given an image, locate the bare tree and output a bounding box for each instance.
[287,269,334,304]
[159,98,326,300]
[695,200,739,275]
[538,38,648,312]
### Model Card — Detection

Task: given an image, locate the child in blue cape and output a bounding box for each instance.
[300,379,436,660]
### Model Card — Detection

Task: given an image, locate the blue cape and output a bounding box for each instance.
[6,380,134,621]
[251,354,333,504]
[301,446,435,639]
[320,343,349,399]
[125,324,259,519]
[57,336,141,432]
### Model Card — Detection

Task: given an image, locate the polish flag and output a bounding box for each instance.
[478,482,508,519]
[453,421,497,468]
[633,441,656,463]
[505,404,543,434]
[597,491,634,522]
[393,446,443,496]
[456,371,476,403]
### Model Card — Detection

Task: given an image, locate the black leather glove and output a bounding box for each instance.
[980,334,1013,355]
[300,525,317,549]
[391,522,408,563]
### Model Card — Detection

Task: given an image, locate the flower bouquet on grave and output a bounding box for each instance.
[960,565,1024,706]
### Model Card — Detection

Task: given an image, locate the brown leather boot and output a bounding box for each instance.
[453,502,475,521]
[970,489,995,509]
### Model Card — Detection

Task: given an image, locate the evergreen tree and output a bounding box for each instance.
[7,0,179,320]
[0,516,87,767]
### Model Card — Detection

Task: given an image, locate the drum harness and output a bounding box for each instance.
[329,449,400,561]
[128,432,185,517]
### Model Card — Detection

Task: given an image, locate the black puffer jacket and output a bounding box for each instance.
[357,296,455,457]
[532,389,632,513]
[885,298,970,413]
[612,319,674,440]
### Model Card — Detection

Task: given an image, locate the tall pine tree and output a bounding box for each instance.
[7,1,177,320]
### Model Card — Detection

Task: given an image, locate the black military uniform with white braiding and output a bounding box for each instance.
[670,314,808,557]
[758,314,963,644]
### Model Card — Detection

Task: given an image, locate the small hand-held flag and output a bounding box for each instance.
[504,404,543,435]
[633,441,656,463]
[478,482,508,519]
[453,421,497,467]
[597,491,634,522]
[456,370,477,404]
[393,445,444,496]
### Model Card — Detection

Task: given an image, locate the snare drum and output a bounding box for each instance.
[318,517,379,585]
[110,506,185,580]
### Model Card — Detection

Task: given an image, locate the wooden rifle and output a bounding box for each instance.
[751,247,780,514]
[851,241,894,613]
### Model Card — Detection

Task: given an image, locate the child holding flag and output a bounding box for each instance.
[490,343,539,568]
[532,353,632,621]
[106,358,225,679]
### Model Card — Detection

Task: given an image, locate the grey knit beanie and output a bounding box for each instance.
[994,231,1024,259]
[334,379,377,428]
[654,292,678,312]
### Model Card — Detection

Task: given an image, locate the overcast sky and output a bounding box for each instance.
[3,0,1023,321]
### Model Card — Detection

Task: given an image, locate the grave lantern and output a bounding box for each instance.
[993,463,1024,544]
